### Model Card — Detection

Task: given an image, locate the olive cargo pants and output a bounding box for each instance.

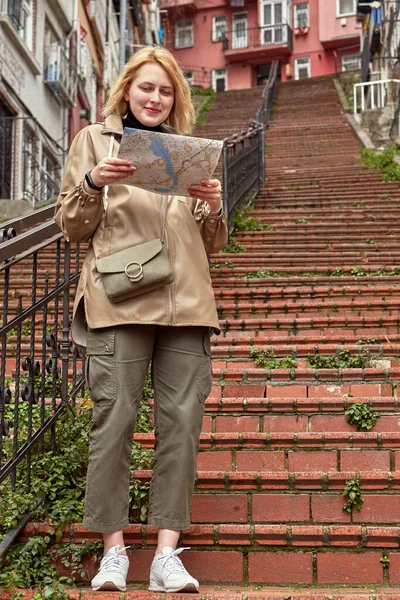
[82,324,212,533]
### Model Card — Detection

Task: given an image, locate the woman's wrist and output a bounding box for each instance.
[206,204,223,216]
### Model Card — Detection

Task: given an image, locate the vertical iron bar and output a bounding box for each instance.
[12,295,23,490]
[40,278,49,455]
[0,267,10,470]
[61,241,71,406]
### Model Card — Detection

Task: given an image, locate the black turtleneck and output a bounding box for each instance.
[122,107,163,133]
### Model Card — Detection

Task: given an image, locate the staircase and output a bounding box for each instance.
[4,77,400,599]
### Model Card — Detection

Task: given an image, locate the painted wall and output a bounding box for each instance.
[318,0,359,44]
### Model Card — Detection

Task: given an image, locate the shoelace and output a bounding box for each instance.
[161,547,190,573]
[100,545,130,573]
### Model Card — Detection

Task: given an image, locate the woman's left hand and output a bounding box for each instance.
[188,179,222,213]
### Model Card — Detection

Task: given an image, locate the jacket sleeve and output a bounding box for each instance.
[193,199,228,254]
[54,126,105,244]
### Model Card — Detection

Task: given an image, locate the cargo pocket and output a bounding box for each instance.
[196,329,213,404]
[86,329,116,406]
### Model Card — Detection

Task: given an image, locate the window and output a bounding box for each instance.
[41,151,60,203]
[23,127,38,202]
[294,56,310,80]
[175,20,193,48]
[337,0,356,16]
[232,12,248,49]
[212,68,227,92]
[184,70,194,85]
[342,53,361,71]
[7,0,33,48]
[212,15,227,42]
[294,2,309,27]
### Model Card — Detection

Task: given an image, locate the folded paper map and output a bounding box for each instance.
[117,127,223,197]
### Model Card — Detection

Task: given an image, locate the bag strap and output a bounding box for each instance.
[103,132,170,243]
[102,133,115,214]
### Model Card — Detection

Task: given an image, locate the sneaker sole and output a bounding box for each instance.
[92,581,127,592]
[148,582,199,593]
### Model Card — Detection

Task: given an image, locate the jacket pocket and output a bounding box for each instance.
[196,329,212,404]
[86,330,116,406]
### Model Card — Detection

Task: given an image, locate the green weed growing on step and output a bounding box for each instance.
[350,267,369,277]
[225,260,234,268]
[353,201,366,207]
[232,201,275,233]
[193,87,216,126]
[293,218,307,224]
[345,402,380,431]
[343,473,364,513]
[356,337,379,345]
[329,268,345,276]
[306,348,370,369]
[221,238,247,253]
[246,269,281,279]
[381,555,390,567]
[362,146,400,181]
[250,348,297,369]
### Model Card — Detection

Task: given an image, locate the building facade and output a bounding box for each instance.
[160,0,361,90]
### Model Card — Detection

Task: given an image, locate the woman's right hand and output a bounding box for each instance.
[90,157,136,188]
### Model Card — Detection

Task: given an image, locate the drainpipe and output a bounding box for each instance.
[120,0,127,69]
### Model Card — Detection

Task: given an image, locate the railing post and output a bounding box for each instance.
[260,127,266,188]
[222,144,229,221]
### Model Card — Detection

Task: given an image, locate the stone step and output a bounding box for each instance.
[6,589,400,599]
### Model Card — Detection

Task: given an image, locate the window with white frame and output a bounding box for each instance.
[294,56,310,80]
[175,20,194,49]
[294,2,309,27]
[8,0,33,48]
[184,70,194,85]
[212,68,227,92]
[341,53,361,71]
[212,15,227,42]
[337,0,356,16]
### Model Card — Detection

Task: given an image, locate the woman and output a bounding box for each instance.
[55,46,227,593]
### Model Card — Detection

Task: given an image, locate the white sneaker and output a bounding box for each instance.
[91,545,130,591]
[149,546,199,593]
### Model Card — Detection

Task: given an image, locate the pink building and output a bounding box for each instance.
[160,0,361,89]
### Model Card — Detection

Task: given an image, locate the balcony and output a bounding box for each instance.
[44,42,77,107]
[160,0,197,12]
[222,24,292,63]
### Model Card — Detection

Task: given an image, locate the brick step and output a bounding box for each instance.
[213,256,400,267]
[228,241,400,251]
[199,412,400,435]
[216,312,400,328]
[215,298,400,317]
[203,395,396,413]
[6,589,400,600]
[211,269,400,281]
[212,343,393,358]
[134,429,400,450]
[213,284,400,300]
[13,520,400,588]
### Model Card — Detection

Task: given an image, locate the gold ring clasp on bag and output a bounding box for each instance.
[125,261,144,282]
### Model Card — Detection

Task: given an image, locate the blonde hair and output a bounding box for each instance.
[103,46,196,135]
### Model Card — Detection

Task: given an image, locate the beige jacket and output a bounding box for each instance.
[54,114,228,346]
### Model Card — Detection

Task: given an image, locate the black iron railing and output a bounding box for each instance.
[222,60,279,230]
[0,212,86,554]
[222,24,292,53]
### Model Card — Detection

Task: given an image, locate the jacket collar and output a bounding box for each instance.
[101,113,124,136]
